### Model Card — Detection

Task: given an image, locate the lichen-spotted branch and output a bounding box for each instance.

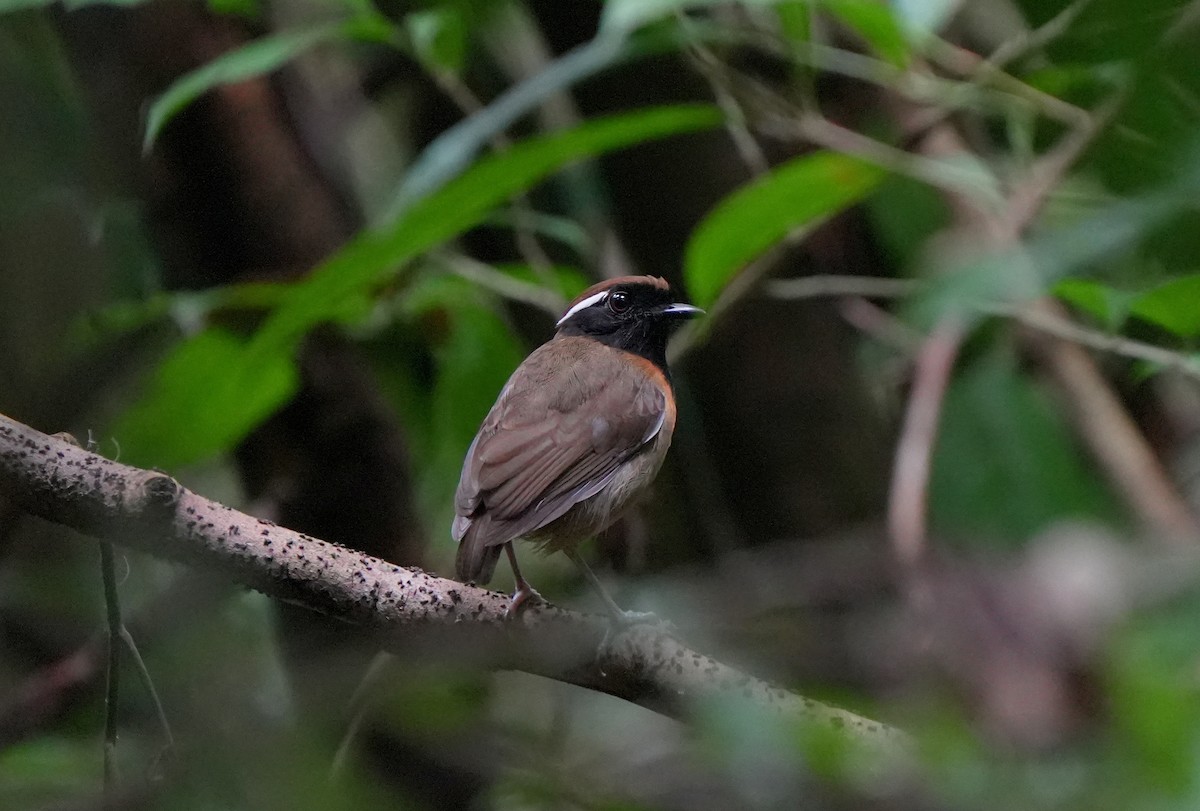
[0,412,910,760]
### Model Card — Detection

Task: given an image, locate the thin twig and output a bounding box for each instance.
[838,298,924,400]
[993,83,1197,541]
[767,275,919,300]
[922,40,1089,127]
[989,0,1098,67]
[903,0,1097,136]
[118,627,174,757]
[329,652,393,782]
[426,69,559,287]
[999,93,1124,238]
[910,82,1199,543]
[100,542,122,796]
[679,12,771,176]
[1025,302,1200,545]
[838,297,924,355]
[1,574,223,756]
[481,6,641,281]
[759,33,1082,127]
[768,274,1200,381]
[769,285,1200,554]
[793,113,1004,207]
[668,243,790,364]
[990,303,1200,381]
[888,320,965,570]
[668,15,834,368]
[433,251,566,316]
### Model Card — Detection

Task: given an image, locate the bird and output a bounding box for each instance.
[452,275,702,619]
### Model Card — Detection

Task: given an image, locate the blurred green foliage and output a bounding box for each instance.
[685,151,886,308]
[143,20,386,151]
[930,348,1119,544]
[114,326,299,467]
[115,103,720,467]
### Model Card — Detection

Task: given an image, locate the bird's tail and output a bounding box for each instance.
[455,521,503,584]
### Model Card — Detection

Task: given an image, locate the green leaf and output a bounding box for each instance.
[823,0,910,67]
[386,30,634,216]
[494,262,590,302]
[1023,63,1109,100]
[482,209,591,254]
[864,173,949,269]
[425,298,524,515]
[118,105,719,467]
[774,2,812,47]
[112,327,298,468]
[143,22,346,151]
[256,103,723,352]
[1107,593,1200,793]
[600,0,721,33]
[378,274,526,526]
[1052,278,1131,331]
[71,282,291,349]
[929,349,1119,544]
[684,150,886,308]
[1129,274,1200,337]
[0,737,98,807]
[207,0,260,18]
[405,7,468,74]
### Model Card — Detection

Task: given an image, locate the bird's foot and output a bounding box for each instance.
[611,609,659,627]
[604,605,676,634]
[597,610,675,663]
[504,583,544,618]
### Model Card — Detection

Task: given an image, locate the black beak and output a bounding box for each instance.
[659,303,704,319]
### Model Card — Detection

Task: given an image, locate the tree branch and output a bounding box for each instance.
[0,413,909,759]
[888,319,965,572]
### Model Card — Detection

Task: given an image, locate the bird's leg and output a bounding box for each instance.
[504,543,542,617]
[565,548,656,625]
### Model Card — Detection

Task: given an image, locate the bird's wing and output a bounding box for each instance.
[453,337,667,550]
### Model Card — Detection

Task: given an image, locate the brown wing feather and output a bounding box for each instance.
[453,337,666,581]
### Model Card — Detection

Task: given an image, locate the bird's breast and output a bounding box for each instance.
[528,422,674,556]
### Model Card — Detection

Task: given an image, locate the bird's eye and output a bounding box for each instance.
[607,290,631,314]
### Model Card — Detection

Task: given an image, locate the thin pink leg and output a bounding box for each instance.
[504,543,541,616]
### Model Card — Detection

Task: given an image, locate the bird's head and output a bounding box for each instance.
[555,276,702,368]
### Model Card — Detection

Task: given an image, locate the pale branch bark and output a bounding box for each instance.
[1022,308,1200,546]
[0,413,910,759]
[888,320,965,572]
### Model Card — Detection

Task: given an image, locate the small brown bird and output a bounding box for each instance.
[452,275,701,618]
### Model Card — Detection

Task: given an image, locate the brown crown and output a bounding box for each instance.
[563,276,670,312]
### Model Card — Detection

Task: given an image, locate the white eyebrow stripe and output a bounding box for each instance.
[556,290,609,327]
